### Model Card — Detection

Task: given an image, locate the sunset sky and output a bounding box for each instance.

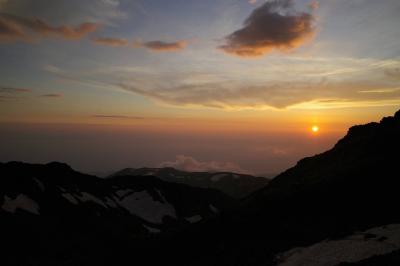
[1,0,399,175]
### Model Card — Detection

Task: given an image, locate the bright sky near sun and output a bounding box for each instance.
[0,0,399,174]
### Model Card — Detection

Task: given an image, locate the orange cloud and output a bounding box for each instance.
[0,15,26,42]
[92,37,129,47]
[219,0,316,57]
[134,40,187,52]
[0,13,99,43]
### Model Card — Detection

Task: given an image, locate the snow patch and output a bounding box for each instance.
[33,178,45,191]
[156,189,167,203]
[116,189,133,198]
[143,224,161,234]
[117,190,176,224]
[209,204,219,214]
[62,193,79,205]
[211,174,227,182]
[2,194,40,215]
[105,197,118,208]
[233,174,240,179]
[185,215,202,223]
[77,192,107,208]
[276,224,400,266]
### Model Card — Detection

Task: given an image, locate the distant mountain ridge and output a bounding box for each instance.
[0,162,236,234]
[110,167,271,198]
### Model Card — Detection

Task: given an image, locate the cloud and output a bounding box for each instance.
[159,155,250,174]
[40,93,62,98]
[120,79,400,110]
[219,0,316,57]
[0,0,126,26]
[0,87,31,93]
[92,38,188,50]
[119,82,306,109]
[0,86,31,101]
[102,0,120,7]
[308,0,319,10]
[0,13,99,42]
[385,68,400,80]
[0,14,26,42]
[92,115,145,119]
[134,40,187,52]
[248,0,258,5]
[92,36,129,47]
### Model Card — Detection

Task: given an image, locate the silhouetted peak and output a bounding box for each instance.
[46,161,73,172]
[335,109,400,148]
[394,109,400,120]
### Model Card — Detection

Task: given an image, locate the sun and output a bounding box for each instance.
[311,125,319,133]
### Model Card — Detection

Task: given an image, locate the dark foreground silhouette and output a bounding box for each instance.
[1,109,399,265]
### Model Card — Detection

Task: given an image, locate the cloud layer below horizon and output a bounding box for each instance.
[159,155,250,174]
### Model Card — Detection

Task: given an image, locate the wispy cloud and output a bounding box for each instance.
[159,155,250,174]
[40,93,62,98]
[358,88,400,94]
[0,0,127,26]
[92,115,145,119]
[92,36,129,47]
[43,64,118,91]
[0,87,31,93]
[219,0,316,57]
[0,86,31,101]
[0,13,99,43]
[385,68,400,80]
[120,79,400,110]
[133,40,187,52]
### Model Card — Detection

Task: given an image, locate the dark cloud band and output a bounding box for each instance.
[133,40,187,52]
